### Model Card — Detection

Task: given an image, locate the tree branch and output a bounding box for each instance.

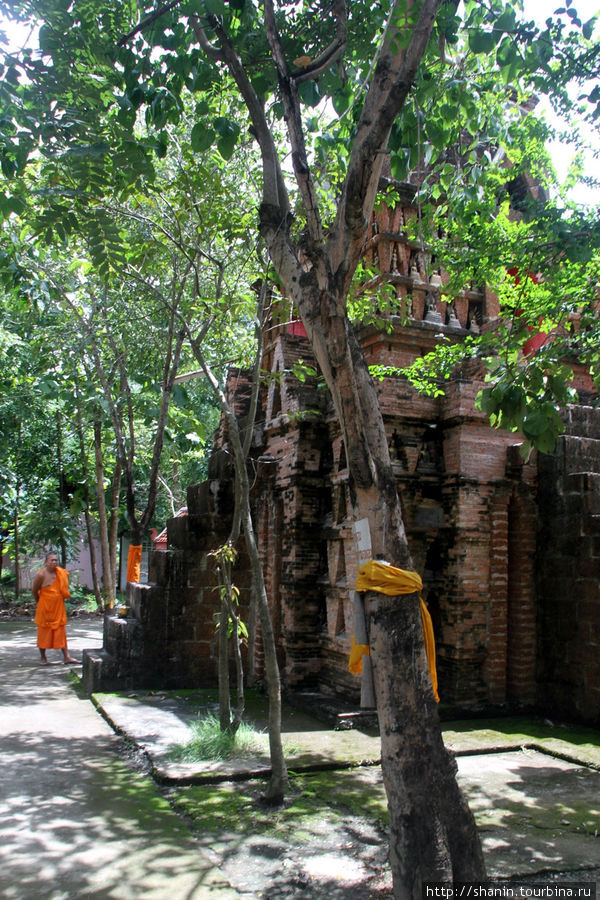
[189,13,225,61]
[117,0,183,47]
[293,0,348,84]
[192,12,289,216]
[263,0,324,245]
[329,0,441,296]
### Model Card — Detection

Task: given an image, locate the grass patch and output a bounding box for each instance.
[168,713,268,762]
[170,776,345,840]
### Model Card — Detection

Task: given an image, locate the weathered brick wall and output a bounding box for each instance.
[536,407,600,723]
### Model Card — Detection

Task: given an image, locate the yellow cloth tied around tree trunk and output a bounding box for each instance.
[351,560,439,702]
[126,544,142,583]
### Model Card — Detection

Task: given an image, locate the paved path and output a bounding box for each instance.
[0,619,239,900]
[2,618,600,899]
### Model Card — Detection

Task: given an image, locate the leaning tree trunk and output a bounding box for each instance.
[109,460,122,602]
[239,489,288,800]
[186,285,288,800]
[292,285,486,892]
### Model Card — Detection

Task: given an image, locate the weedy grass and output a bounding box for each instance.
[168,712,268,762]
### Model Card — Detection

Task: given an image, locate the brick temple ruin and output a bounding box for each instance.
[83,181,600,726]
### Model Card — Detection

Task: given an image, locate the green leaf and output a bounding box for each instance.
[495,7,517,33]
[522,409,550,437]
[298,80,321,107]
[217,133,236,160]
[332,85,353,116]
[426,119,449,150]
[583,18,595,39]
[191,123,215,152]
[390,152,409,181]
[468,30,499,54]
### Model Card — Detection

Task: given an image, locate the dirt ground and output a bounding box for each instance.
[163,768,395,898]
[156,753,600,898]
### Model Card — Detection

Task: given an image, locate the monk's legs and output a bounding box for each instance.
[37,625,78,664]
[62,645,80,665]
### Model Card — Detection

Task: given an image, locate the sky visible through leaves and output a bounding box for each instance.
[0,1,598,205]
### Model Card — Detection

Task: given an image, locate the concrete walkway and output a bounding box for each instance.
[2,617,600,899]
[0,619,240,900]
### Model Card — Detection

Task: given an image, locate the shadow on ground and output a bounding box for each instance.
[3,619,600,899]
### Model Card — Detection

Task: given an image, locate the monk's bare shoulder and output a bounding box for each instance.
[32,570,44,599]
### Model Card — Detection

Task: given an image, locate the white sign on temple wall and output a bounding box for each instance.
[353,518,372,564]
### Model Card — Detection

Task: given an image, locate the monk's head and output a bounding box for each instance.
[45,552,59,571]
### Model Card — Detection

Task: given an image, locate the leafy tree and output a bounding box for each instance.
[0,271,86,590]
[1,0,600,890]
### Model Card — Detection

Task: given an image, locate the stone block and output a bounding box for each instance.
[103,614,143,660]
[81,648,116,695]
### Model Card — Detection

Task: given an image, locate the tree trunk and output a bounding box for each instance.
[14,427,21,600]
[218,591,232,732]
[0,539,6,604]
[247,580,257,687]
[75,397,103,610]
[301,302,486,891]
[109,459,121,602]
[367,589,485,896]
[56,408,68,568]
[187,333,288,801]
[83,505,103,610]
[13,498,20,601]
[94,414,114,609]
[228,594,245,734]
[189,0,481,883]
[214,546,245,735]
[241,492,288,800]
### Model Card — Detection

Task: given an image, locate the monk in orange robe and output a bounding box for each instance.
[32,552,79,665]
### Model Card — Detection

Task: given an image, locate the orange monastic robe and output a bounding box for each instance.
[126,545,142,583]
[35,567,70,649]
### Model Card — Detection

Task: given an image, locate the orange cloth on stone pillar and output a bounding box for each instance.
[348,635,370,675]
[352,560,439,703]
[126,544,142,583]
[35,567,70,634]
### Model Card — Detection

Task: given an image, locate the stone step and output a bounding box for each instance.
[187,478,234,520]
[103,612,143,660]
[187,480,212,517]
[81,647,115,694]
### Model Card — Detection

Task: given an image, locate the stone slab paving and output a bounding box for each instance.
[93,666,600,884]
[0,620,240,899]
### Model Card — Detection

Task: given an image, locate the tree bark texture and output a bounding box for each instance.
[367,590,485,896]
